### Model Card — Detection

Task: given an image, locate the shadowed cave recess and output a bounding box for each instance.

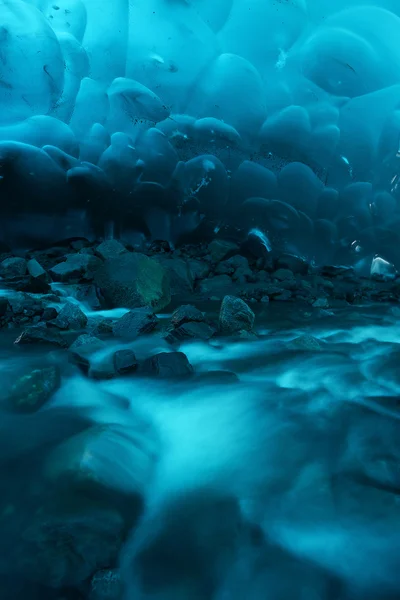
[3,1,400,600]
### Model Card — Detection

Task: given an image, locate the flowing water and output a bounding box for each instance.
[2,295,400,598]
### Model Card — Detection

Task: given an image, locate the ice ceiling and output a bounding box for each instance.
[1,0,400,266]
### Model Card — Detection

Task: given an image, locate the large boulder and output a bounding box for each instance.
[219,296,255,334]
[49,254,102,282]
[94,253,171,311]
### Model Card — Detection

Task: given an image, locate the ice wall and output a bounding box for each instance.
[1,0,400,266]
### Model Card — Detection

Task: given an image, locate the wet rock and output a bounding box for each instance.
[26,259,49,283]
[49,254,102,282]
[156,257,194,295]
[89,569,122,600]
[14,325,67,348]
[89,355,116,380]
[287,335,324,352]
[69,336,106,372]
[51,302,88,330]
[219,296,255,334]
[15,508,124,589]
[312,298,329,308]
[276,254,308,275]
[165,321,216,343]
[90,318,115,335]
[273,268,294,281]
[94,253,171,311]
[7,365,61,413]
[113,350,138,375]
[208,239,239,263]
[260,295,270,304]
[112,307,158,339]
[148,240,172,254]
[95,240,128,261]
[40,307,57,322]
[70,333,103,350]
[0,257,27,278]
[274,289,292,301]
[237,329,258,340]
[73,284,102,311]
[171,305,205,328]
[70,238,91,251]
[188,259,210,280]
[142,352,194,378]
[199,275,234,296]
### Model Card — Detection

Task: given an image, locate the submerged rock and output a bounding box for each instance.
[219,296,255,334]
[112,307,158,339]
[142,352,194,378]
[287,335,324,352]
[94,253,171,311]
[8,365,61,413]
[15,508,124,588]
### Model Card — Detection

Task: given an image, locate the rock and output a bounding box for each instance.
[312,298,329,308]
[69,337,106,372]
[70,333,103,350]
[171,305,205,328]
[276,254,308,275]
[113,350,138,375]
[188,259,210,280]
[260,295,270,304]
[90,318,115,335]
[26,258,49,283]
[51,302,88,330]
[208,239,239,263]
[273,268,294,281]
[112,307,158,339]
[94,253,170,311]
[70,238,91,251]
[219,296,255,334]
[148,240,172,254]
[95,240,128,261]
[14,325,67,348]
[89,569,122,600]
[199,275,234,296]
[89,355,116,380]
[156,257,194,295]
[274,290,292,301]
[287,335,324,352]
[0,257,27,278]
[49,254,102,282]
[73,284,102,311]
[7,365,61,413]
[40,307,58,322]
[45,421,158,502]
[142,352,194,378]
[165,321,216,343]
[15,508,124,588]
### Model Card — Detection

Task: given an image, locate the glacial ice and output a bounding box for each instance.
[1,0,400,265]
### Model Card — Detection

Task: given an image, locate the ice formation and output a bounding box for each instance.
[0,0,399,267]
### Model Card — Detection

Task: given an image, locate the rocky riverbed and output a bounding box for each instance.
[1,237,400,599]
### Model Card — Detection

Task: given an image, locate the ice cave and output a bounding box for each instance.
[2,1,400,599]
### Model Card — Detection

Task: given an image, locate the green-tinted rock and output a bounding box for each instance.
[94,253,171,311]
[8,365,61,413]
